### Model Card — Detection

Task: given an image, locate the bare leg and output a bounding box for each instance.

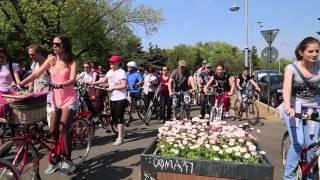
[59,108,76,160]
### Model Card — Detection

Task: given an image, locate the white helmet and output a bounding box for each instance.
[127,61,136,68]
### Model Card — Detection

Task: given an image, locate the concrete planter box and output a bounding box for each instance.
[141,139,274,180]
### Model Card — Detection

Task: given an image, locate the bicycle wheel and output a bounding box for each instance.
[246,102,259,125]
[0,140,39,180]
[144,102,153,126]
[0,158,20,180]
[281,131,290,167]
[136,99,145,120]
[69,118,93,165]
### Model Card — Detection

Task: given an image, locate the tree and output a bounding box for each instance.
[0,0,164,64]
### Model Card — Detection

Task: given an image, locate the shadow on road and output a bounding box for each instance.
[71,148,145,180]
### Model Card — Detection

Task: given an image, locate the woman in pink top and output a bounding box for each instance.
[20,35,78,174]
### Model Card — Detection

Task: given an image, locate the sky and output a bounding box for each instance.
[132,0,320,60]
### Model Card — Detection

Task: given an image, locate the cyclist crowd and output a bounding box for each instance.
[2,34,320,179]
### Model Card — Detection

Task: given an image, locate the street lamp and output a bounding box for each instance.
[230,0,249,71]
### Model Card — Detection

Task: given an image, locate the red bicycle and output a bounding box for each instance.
[0,158,20,180]
[281,108,320,180]
[0,117,92,179]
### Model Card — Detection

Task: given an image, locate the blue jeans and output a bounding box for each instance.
[282,110,320,180]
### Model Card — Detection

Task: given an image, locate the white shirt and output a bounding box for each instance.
[143,74,157,95]
[106,68,127,101]
[0,63,19,92]
[78,71,97,84]
[31,62,50,92]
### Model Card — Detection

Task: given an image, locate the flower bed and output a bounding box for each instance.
[141,118,274,180]
[156,118,265,164]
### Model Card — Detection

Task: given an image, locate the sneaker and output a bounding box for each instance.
[45,164,59,174]
[113,138,124,146]
[160,119,165,123]
[60,160,76,174]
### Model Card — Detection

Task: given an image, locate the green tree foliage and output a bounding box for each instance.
[0,0,164,65]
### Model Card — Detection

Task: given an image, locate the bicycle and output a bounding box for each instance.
[281,105,320,180]
[125,86,145,126]
[76,83,118,134]
[234,88,259,125]
[0,85,93,179]
[209,90,229,122]
[0,158,20,180]
[144,86,161,125]
[203,87,215,119]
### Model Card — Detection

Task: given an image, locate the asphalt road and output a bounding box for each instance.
[19,105,286,180]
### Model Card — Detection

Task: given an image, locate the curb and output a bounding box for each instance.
[255,100,281,121]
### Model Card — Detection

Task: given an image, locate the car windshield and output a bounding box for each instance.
[271,76,284,84]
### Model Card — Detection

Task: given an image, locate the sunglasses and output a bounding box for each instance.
[52,42,62,47]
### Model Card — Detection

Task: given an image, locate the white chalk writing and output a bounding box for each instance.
[144,172,156,180]
[152,158,194,174]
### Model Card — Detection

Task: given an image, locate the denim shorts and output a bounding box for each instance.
[48,99,80,113]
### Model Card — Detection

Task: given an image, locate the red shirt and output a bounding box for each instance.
[159,75,169,95]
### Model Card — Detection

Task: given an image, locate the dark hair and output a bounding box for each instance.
[53,34,74,65]
[28,44,48,57]
[147,67,155,74]
[242,66,249,71]
[0,48,7,56]
[295,37,320,61]
[216,63,225,69]
[83,61,91,67]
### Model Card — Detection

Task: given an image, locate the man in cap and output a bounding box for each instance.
[198,63,214,119]
[168,60,195,121]
[126,61,143,100]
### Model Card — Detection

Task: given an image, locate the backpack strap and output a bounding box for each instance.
[8,62,16,84]
[291,63,314,90]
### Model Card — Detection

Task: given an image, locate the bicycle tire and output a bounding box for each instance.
[0,140,39,180]
[296,165,302,180]
[69,118,93,166]
[209,107,216,121]
[144,102,153,126]
[246,102,259,125]
[0,158,21,180]
[136,99,145,120]
[281,131,290,167]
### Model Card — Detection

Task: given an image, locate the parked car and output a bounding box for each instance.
[257,74,284,107]
[253,70,279,83]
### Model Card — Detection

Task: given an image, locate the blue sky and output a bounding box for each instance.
[133,0,320,60]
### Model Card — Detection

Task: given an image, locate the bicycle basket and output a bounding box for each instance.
[4,91,47,124]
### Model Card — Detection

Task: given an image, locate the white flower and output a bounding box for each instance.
[240,147,247,153]
[182,140,188,145]
[244,153,251,159]
[205,144,211,149]
[222,144,229,149]
[212,146,220,152]
[173,144,178,148]
[257,129,261,133]
[226,148,233,154]
[218,150,224,155]
[260,151,266,155]
[229,141,235,146]
[160,145,165,148]
[235,152,241,156]
[214,157,220,161]
[248,145,256,152]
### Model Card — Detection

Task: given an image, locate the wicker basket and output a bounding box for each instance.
[1,92,47,124]
[8,105,46,124]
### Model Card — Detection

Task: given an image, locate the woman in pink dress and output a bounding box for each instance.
[20,35,78,174]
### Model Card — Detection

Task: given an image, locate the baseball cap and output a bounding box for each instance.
[127,61,137,67]
[178,60,187,67]
[109,55,122,63]
[202,60,208,65]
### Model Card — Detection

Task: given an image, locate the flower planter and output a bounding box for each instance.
[141,138,274,180]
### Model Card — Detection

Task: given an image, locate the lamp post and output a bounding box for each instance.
[230,0,249,71]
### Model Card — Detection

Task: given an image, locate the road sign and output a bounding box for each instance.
[261,46,279,62]
[261,29,280,45]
